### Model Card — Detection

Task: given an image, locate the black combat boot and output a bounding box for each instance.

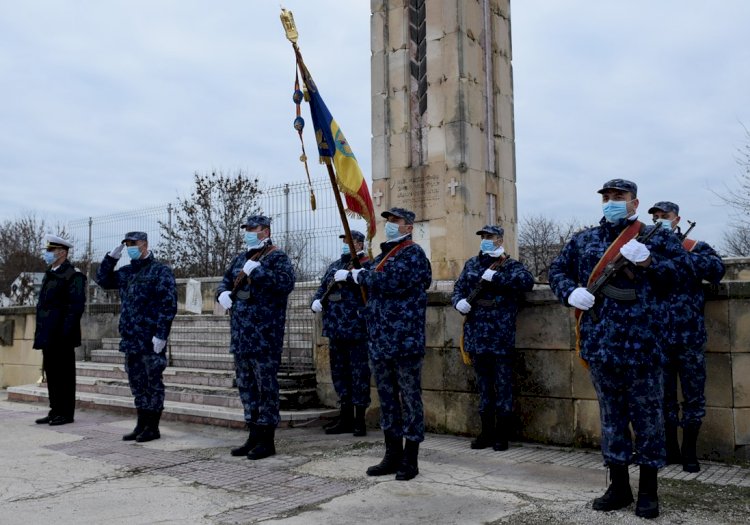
[122,409,145,441]
[325,403,354,434]
[635,465,659,519]
[247,426,276,460]
[681,423,701,473]
[135,410,162,443]
[592,464,634,511]
[470,411,494,449]
[352,405,367,437]
[366,433,403,476]
[493,413,510,451]
[665,422,682,464]
[231,424,258,456]
[395,440,420,481]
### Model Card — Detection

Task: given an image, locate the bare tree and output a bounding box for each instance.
[518,215,581,283]
[158,171,262,278]
[722,226,750,257]
[0,213,48,295]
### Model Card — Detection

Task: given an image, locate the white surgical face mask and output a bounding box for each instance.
[244,231,260,248]
[656,218,673,230]
[385,222,401,240]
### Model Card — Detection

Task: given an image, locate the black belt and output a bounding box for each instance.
[601,284,637,301]
[475,299,498,307]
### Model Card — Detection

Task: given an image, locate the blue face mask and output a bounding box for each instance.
[127,246,142,260]
[341,243,351,255]
[385,222,401,240]
[602,200,629,222]
[656,218,673,230]
[42,251,57,265]
[244,232,260,248]
[480,240,496,253]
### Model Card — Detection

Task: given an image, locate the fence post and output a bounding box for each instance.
[85,216,93,360]
[283,183,290,251]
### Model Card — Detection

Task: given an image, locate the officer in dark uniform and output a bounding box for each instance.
[452,225,534,451]
[96,232,177,442]
[649,201,725,473]
[33,234,86,426]
[549,180,693,519]
[341,207,432,481]
[217,215,295,460]
[311,229,371,436]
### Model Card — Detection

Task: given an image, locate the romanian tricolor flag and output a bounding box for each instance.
[296,59,376,243]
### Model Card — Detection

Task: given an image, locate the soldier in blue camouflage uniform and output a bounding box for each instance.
[549,180,693,519]
[34,235,86,426]
[340,207,432,481]
[96,232,177,443]
[217,215,295,460]
[452,225,534,451]
[649,201,725,473]
[310,230,372,436]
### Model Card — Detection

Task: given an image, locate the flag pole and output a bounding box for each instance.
[280,8,367,303]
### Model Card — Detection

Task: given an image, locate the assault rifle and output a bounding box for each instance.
[319,251,365,305]
[585,223,661,309]
[465,254,509,306]
[229,242,276,301]
[679,220,696,241]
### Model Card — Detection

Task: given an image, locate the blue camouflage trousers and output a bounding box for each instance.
[329,338,371,407]
[589,361,665,468]
[124,351,167,411]
[234,352,281,427]
[472,354,513,415]
[371,354,424,442]
[664,344,706,426]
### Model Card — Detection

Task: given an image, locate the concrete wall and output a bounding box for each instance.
[314,279,750,462]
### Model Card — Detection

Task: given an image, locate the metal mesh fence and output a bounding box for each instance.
[67,177,363,375]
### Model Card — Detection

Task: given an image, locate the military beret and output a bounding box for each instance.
[122,231,147,243]
[648,201,679,215]
[381,207,416,224]
[241,215,272,228]
[597,179,638,197]
[45,234,73,250]
[339,230,365,242]
[476,225,505,237]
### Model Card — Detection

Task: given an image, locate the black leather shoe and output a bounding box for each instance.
[35,416,52,424]
[48,416,74,426]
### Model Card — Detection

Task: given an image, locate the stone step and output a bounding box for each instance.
[7,384,334,429]
[88,350,314,373]
[76,362,236,387]
[100,338,313,351]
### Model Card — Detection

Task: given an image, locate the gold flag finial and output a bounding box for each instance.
[280,8,298,44]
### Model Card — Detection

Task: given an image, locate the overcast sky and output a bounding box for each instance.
[1,1,748,249]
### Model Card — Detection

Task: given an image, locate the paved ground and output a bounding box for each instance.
[2,393,749,525]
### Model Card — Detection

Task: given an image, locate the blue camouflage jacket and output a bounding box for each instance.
[312,253,371,340]
[96,253,177,354]
[666,237,725,348]
[452,254,534,355]
[549,217,694,366]
[357,236,432,360]
[216,242,295,356]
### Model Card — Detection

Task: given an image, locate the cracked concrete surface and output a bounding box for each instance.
[2,394,749,524]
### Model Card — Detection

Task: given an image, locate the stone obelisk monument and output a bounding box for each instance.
[370,0,516,280]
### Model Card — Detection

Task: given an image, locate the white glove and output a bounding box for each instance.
[568,287,595,310]
[152,336,166,354]
[620,239,650,263]
[482,269,497,282]
[218,290,233,310]
[351,268,364,284]
[455,299,471,314]
[311,299,323,313]
[334,269,350,282]
[109,244,124,259]
[243,259,261,274]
